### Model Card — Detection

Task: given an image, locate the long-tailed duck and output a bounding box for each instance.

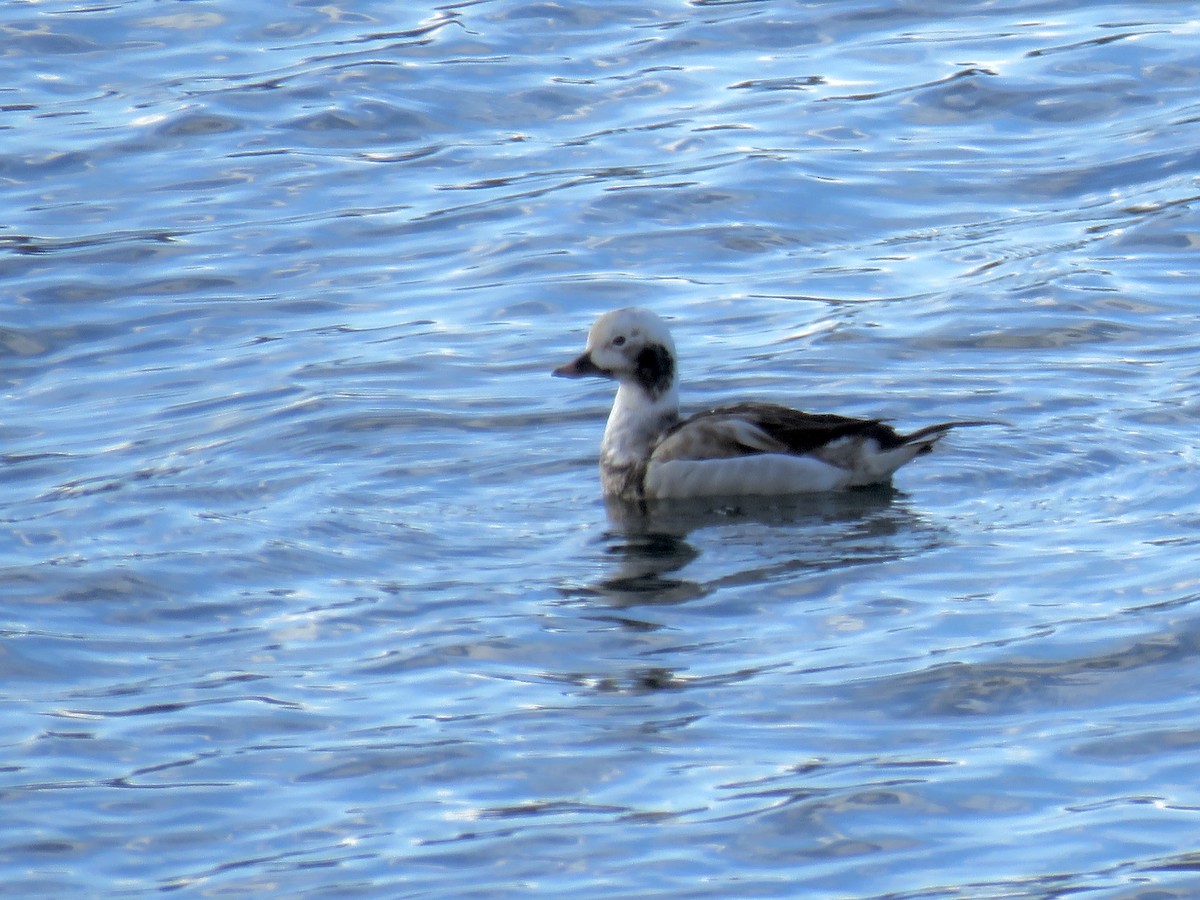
[553,307,989,500]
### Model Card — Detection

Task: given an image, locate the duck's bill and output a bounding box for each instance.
[553,351,608,378]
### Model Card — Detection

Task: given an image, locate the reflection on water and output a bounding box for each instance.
[563,488,946,698]
[592,487,938,609]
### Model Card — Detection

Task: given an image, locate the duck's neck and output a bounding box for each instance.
[601,380,679,468]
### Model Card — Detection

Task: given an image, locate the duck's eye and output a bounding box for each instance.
[612,335,626,347]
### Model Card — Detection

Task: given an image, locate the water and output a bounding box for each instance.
[3,0,1200,896]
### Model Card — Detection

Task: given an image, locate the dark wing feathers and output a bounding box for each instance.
[663,403,997,460]
[675,402,907,455]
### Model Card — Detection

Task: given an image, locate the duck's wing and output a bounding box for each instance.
[642,403,880,498]
[644,403,986,499]
[653,402,903,461]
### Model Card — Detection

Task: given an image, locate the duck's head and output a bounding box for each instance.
[553,307,677,399]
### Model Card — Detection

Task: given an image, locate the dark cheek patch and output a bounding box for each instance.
[635,343,674,397]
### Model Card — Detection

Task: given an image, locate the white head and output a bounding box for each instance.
[552,307,678,401]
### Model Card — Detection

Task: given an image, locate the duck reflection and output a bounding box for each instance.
[557,486,945,697]
[591,485,918,609]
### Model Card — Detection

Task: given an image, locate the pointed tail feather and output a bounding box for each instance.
[901,420,1001,454]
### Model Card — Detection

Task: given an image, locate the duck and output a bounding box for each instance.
[553,307,990,501]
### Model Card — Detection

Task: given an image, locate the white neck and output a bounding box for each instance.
[601,379,679,467]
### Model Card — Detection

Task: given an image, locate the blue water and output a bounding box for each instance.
[4,1,1200,896]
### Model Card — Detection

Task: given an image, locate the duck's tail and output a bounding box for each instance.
[901,420,1002,455]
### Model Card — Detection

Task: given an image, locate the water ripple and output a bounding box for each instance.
[4,0,1200,896]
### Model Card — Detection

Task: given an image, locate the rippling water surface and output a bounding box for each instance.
[4,0,1200,896]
